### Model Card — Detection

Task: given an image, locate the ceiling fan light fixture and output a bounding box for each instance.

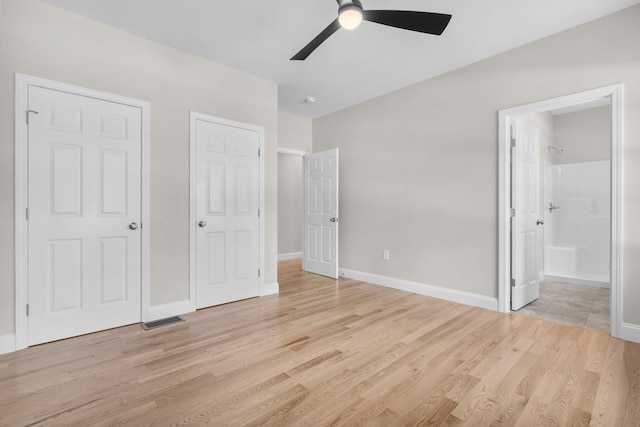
[338,4,363,29]
[290,0,452,61]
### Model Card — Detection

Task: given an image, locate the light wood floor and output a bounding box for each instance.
[1,259,639,426]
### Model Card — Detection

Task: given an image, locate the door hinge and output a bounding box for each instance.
[26,207,29,221]
[510,208,516,217]
[26,304,29,316]
[258,148,261,157]
[26,109,39,125]
[258,209,260,217]
[510,278,516,287]
[510,136,516,148]
[258,269,261,277]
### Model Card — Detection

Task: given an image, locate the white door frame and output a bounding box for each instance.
[498,84,624,338]
[188,112,265,311]
[14,73,151,350]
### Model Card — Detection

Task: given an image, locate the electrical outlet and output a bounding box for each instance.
[383,250,390,260]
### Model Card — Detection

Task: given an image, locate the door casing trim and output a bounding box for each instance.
[498,84,624,339]
[188,111,265,311]
[14,73,151,350]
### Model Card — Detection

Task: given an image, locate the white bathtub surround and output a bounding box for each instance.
[544,161,610,284]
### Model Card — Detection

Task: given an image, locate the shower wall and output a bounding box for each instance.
[543,105,611,286]
[544,165,610,284]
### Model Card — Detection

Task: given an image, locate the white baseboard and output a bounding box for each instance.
[340,268,499,311]
[620,323,640,344]
[278,252,302,261]
[145,299,192,322]
[261,281,279,296]
[0,333,16,355]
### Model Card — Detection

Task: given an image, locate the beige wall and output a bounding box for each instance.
[278,155,303,255]
[277,112,312,256]
[0,0,278,335]
[313,5,640,325]
[279,111,312,153]
[553,106,611,164]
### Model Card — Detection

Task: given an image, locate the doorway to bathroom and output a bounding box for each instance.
[519,101,611,331]
[498,85,624,338]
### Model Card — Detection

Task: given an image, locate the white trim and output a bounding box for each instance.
[14,75,28,351]
[340,268,499,311]
[140,90,152,322]
[189,112,266,312]
[620,323,640,344]
[498,84,624,340]
[14,74,151,349]
[261,282,279,296]
[146,300,192,323]
[543,275,610,289]
[278,252,303,261]
[0,334,16,355]
[277,147,306,156]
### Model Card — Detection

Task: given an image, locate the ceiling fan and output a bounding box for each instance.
[291,0,452,60]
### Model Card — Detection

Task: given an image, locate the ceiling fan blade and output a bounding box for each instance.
[291,19,341,60]
[362,10,452,35]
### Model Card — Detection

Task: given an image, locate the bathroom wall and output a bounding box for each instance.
[553,106,611,164]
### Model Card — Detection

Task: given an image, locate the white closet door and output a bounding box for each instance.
[195,118,260,308]
[28,86,142,345]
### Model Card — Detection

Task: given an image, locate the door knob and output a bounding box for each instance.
[198,220,207,228]
[330,217,339,223]
[537,220,544,225]
[128,222,139,230]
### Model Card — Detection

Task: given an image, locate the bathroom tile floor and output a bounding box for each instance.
[516,280,610,332]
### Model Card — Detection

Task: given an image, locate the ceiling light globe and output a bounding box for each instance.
[338,6,363,30]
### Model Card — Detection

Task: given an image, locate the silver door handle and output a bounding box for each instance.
[198,220,207,228]
[330,217,339,223]
[129,222,139,230]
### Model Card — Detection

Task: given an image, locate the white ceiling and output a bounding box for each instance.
[40,0,640,119]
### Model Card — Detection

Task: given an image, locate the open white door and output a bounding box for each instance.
[511,119,541,310]
[303,149,339,279]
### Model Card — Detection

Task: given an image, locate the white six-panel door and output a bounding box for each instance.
[194,117,260,308]
[511,119,541,310]
[303,149,339,279]
[27,86,142,345]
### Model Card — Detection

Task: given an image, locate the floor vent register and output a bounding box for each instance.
[141,316,185,330]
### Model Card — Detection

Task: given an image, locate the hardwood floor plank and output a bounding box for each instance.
[0,258,638,426]
[591,339,628,426]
